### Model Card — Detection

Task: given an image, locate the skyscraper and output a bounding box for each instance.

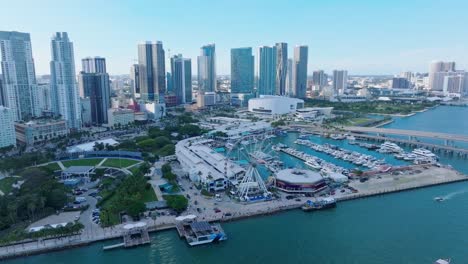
[230,47,254,94]
[0,31,39,120]
[429,61,456,90]
[138,41,166,101]
[257,46,276,96]
[171,54,192,104]
[392,77,410,89]
[312,70,327,88]
[275,42,288,95]
[82,57,106,74]
[286,58,293,96]
[292,45,308,98]
[78,57,110,126]
[197,44,216,93]
[332,70,348,95]
[130,64,140,97]
[50,32,82,129]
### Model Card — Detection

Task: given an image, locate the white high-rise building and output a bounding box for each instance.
[429,61,456,90]
[50,32,81,130]
[0,106,16,148]
[0,31,39,120]
[286,58,293,96]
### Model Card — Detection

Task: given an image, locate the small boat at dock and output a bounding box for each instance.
[302,197,336,211]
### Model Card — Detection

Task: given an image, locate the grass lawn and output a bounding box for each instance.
[102,158,139,168]
[141,187,157,202]
[62,158,103,167]
[0,177,20,194]
[41,162,62,171]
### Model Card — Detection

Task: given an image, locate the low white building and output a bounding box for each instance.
[248,95,304,115]
[139,102,166,119]
[176,137,245,192]
[197,92,216,108]
[0,106,16,148]
[67,138,119,153]
[295,107,333,121]
[107,108,135,127]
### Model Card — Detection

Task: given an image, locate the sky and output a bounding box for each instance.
[1,0,468,75]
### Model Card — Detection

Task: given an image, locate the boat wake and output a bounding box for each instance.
[439,189,468,201]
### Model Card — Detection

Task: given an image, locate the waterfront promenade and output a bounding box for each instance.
[1,164,466,261]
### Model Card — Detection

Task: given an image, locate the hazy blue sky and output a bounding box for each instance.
[2,0,468,75]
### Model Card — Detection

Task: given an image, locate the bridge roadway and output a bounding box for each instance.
[288,125,468,157]
[343,126,468,143]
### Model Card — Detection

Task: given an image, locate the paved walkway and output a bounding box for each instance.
[57,161,66,170]
[97,158,108,167]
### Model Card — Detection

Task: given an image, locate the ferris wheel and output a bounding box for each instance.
[223,131,277,202]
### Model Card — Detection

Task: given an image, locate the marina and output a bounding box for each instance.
[2,106,468,263]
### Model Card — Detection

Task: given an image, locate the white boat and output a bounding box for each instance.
[379,142,404,153]
[305,159,321,170]
[412,148,438,160]
[434,197,444,202]
[434,258,450,264]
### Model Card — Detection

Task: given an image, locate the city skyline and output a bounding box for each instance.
[1,0,467,76]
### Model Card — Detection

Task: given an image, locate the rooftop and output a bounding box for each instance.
[276,169,323,184]
[62,166,95,174]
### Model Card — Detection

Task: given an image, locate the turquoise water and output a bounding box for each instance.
[5,106,468,264]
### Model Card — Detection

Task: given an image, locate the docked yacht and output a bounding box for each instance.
[305,159,321,170]
[379,142,404,153]
[412,148,438,160]
[302,197,336,211]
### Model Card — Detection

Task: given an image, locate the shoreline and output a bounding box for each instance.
[1,167,467,261]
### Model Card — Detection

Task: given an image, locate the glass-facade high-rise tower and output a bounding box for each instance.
[50,32,82,130]
[78,57,110,126]
[257,46,276,96]
[230,47,254,94]
[171,54,192,105]
[275,42,288,96]
[197,44,216,93]
[138,41,166,102]
[0,31,39,120]
[292,45,308,98]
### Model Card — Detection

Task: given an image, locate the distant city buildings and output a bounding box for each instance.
[392,77,410,89]
[230,47,254,94]
[312,70,327,90]
[170,54,192,104]
[0,106,16,148]
[429,61,456,91]
[292,45,308,98]
[130,64,140,97]
[138,41,166,102]
[78,57,111,126]
[275,42,288,96]
[49,32,82,130]
[257,46,276,96]
[197,44,216,93]
[0,31,39,120]
[332,70,348,95]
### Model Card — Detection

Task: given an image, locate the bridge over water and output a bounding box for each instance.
[289,125,468,158]
[343,126,468,143]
